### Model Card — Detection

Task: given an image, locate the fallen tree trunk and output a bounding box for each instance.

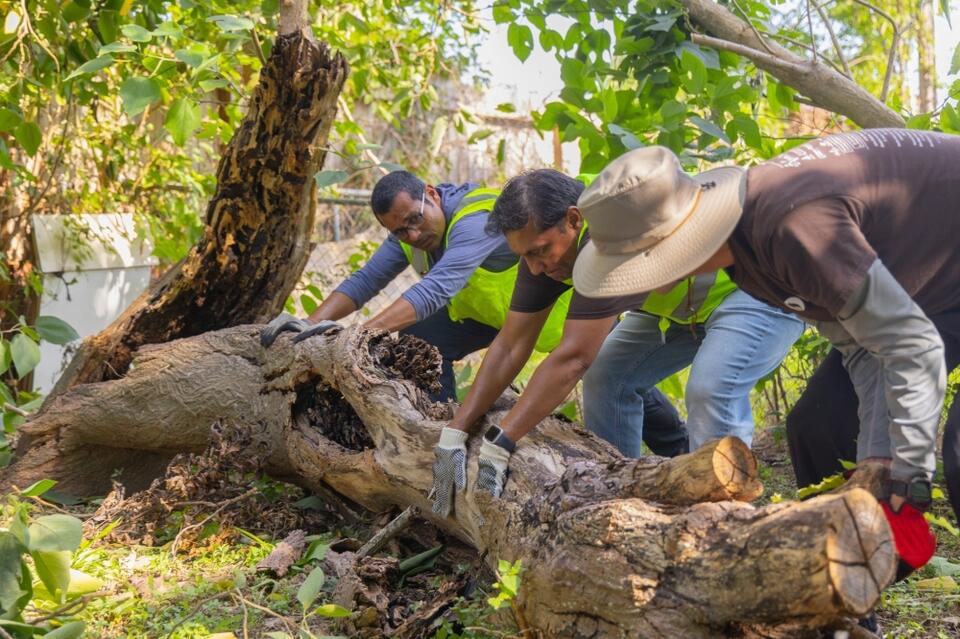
[3,326,896,637]
[50,8,348,395]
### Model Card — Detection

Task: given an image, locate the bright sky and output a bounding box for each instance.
[476,5,960,115]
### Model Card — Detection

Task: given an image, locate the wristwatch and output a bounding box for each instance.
[888,477,933,511]
[483,425,516,453]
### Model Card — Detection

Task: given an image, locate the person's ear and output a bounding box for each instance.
[567,206,583,232]
[424,184,440,208]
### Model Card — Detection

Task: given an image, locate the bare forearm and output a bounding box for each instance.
[449,338,533,432]
[365,297,418,332]
[499,351,589,442]
[308,291,357,323]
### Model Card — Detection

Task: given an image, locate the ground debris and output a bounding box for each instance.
[84,426,334,549]
[295,381,375,450]
[256,529,306,576]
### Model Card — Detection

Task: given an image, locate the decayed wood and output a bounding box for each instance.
[48,25,348,396]
[3,326,897,637]
[681,0,905,128]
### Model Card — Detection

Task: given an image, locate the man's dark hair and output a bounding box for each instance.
[487,169,584,235]
[371,170,425,216]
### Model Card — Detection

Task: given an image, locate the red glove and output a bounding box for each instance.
[880,500,936,580]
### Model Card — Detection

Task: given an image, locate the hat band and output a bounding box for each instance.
[591,187,703,256]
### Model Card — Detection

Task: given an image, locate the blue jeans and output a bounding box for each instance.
[582,289,805,455]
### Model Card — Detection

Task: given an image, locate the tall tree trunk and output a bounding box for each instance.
[48,8,348,396]
[1,326,895,637]
[916,0,937,113]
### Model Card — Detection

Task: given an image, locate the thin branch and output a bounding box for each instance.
[805,0,818,64]
[170,487,258,555]
[730,0,775,54]
[232,593,298,635]
[766,32,846,75]
[2,402,29,417]
[336,97,390,176]
[357,505,418,559]
[850,0,899,102]
[250,26,267,67]
[813,0,852,77]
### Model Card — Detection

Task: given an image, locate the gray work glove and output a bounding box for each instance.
[291,320,342,344]
[260,312,311,347]
[475,437,511,498]
[430,427,467,517]
[260,313,341,347]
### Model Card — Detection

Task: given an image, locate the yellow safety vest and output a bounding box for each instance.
[399,187,571,352]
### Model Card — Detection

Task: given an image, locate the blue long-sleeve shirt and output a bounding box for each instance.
[334,182,517,321]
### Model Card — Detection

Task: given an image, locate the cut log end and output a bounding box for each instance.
[826,488,897,616]
[710,436,764,501]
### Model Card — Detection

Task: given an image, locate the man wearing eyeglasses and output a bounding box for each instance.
[261,170,570,402]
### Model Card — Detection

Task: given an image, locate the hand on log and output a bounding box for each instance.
[2,325,897,637]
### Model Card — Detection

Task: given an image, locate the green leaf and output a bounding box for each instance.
[61,1,90,22]
[31,549,71,601]
[492,3,513,24]
[27,515,82,552]
[941,104,960,133]
[313,170,348,188]
[164,98,201,147]
[950,42,960,76]
[20,479,57,497]
[930,555,960,577]
[98,42,137,54]
[10,333,40,377]
[13,122,41,156]
[507,23,534,63]
[0,532,30,617]
[199,78,230,91]
[120,24,153,42]
[35,316,80,345]
[209,15,255,33]
[312,603,351,618]
[43,621,85,639]
[66,55,113,80]
[496,139,506,166]
[906,113,932,130]
[689,116,729,143]
[729,116,762,149]
[0,108,22,132]
[680,49,707,94]
[941,0,952,28]
[300,294,318,315]
[152,21,182,38]
[119,77,161,117]
[174,49,204,67]
[495,102,516,113]
[0,340,9,376]
[296,567,325,610]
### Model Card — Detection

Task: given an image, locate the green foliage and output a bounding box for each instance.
[0,493,92,637]
[487,559,522,611]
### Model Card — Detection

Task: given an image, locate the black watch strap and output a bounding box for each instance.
[484,425,516,453]
[889,477,933,511]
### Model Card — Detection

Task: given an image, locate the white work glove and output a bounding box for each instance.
[430,427,467,517]
[475,436,511,498]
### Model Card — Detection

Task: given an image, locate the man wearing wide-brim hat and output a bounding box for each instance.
[574,129,960,582]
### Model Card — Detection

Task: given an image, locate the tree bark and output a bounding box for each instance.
[3,326,897,637]
[915,0,937,113]
[681,0,906,128]
[48,22,348,395]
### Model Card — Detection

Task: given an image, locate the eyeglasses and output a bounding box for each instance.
[389,190,426,242]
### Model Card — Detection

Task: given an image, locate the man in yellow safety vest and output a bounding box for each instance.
[429,169,804,515]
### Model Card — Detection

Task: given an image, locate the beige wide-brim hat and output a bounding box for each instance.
[572,146,746,297]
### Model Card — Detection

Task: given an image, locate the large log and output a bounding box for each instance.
[49,9,348,395]
[2,326,896,637]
